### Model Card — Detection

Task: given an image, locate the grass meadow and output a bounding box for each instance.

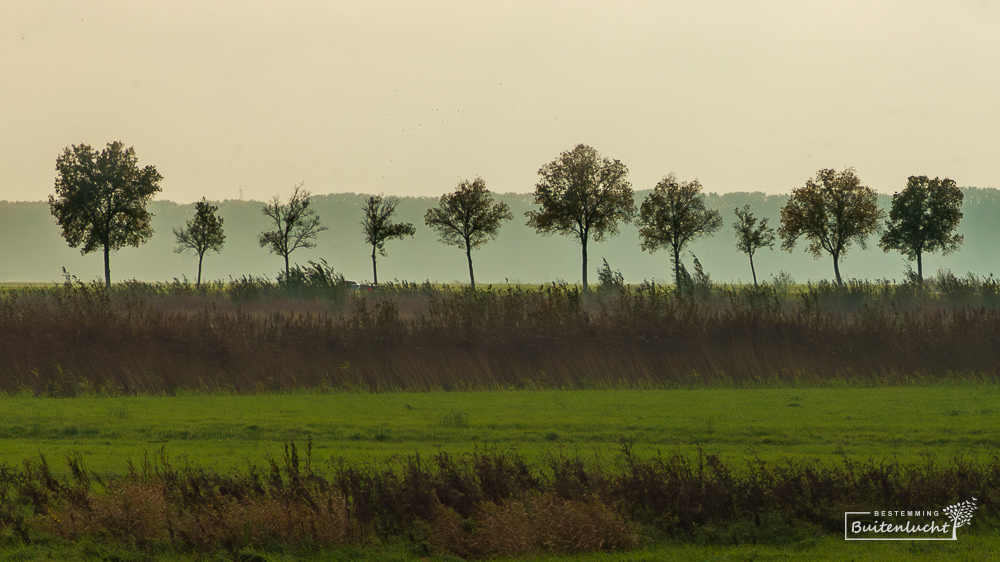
[1,386,997,475]
[1,274,999,560]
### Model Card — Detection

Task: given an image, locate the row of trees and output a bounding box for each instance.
[49,141,964,289]
[524,145,963,290]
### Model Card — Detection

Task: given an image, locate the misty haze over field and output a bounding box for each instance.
[3,188,998,286]
[6,4,999,288]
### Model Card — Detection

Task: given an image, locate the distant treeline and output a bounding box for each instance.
[3,187,999,284]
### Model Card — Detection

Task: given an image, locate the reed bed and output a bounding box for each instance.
[2,273,1000,395]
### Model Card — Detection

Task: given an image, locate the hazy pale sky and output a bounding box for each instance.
[3,1,998,203]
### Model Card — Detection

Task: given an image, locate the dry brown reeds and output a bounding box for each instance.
[2,276,1000,394]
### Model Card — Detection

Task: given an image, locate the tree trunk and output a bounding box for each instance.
[284,254,290,278]
[673,245,682,289]
[371,246,379,286]
[749,255,758,287]
[466,246,475,290]
[581,237,589,292]
[832,252,843,286]
[103,244,111,288]
[916,251,923,283]
[197,253,204,287]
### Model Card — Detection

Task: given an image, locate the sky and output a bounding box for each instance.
[3,1,999,204]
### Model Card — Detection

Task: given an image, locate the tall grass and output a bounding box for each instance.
[2,275,1000,395]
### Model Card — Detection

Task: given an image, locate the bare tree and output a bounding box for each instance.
[361,195,415,285]
[258,183,327,277]
[424,177,512,290]
[733,205,775,286]
[174,198,226,286]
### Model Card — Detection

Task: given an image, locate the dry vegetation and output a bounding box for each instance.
[1,441,996,558]
[1,271,1000,395]
[3,272,999,557]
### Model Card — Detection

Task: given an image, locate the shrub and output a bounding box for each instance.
[596,258,625,293]
[277,259,349,301]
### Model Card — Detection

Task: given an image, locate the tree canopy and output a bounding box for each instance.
[778,168,883,285]
[424,177,512,290]
[361,195,415,285]
[879,175,963,282]
[525,144,634,292]
[258,183,327,276]
[637,175,722,287]
[733,205,775,286]
[49,141,162,287]
[173,198,226,286]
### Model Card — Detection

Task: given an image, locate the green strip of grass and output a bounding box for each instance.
[2,384,997,477]
[3,531,998,561]
[498,530,1000,561]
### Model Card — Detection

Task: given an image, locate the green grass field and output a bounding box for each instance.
[3,385,996,561]
[2,535,997,561]
[3,384,997,477]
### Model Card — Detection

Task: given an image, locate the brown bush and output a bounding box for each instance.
[44,482,169,547]
[43,485,349,554]
[532,494,640,552]
[171,495,349,554]
[429,494,640,558]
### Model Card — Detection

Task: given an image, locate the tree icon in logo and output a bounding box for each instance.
[942,498,978,540]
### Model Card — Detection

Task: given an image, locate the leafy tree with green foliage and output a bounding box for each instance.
[733,205,776,286]
[424,177,512,290]
[49,141,162,287]
[361,195,416,285]
[637,175,722,287]
[526,144,635,292]
[173,198,226,286]
[258,183,328,277]
[879,175,963,282]
[778,168,883,285]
